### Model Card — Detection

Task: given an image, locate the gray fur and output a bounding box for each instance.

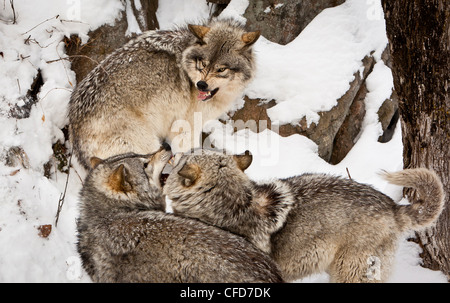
[164,150,296,255]
[164,151,445,283]
[77,150,282,283]
[69,19,259,169]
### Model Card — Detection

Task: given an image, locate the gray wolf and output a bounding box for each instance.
[76,149,282,283]
[163,150,445,283]
[68,19,260,169]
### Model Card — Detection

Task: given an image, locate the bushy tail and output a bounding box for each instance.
[381,168,445,231]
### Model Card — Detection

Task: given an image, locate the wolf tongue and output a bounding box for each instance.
[198,91,209,100]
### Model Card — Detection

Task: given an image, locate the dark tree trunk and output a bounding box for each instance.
[382,0,449,279]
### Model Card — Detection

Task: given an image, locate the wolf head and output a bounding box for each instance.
[163,149,253,223]
[163,150,297,253]
[83,148,172,212]
[182,19,260,102]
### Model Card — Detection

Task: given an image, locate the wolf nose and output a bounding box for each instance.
[196,81,208,91]
[162,141,171,151]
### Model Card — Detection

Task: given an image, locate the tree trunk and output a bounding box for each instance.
[382,0,449,279]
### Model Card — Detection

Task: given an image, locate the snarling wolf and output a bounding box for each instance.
[68,19,260,169]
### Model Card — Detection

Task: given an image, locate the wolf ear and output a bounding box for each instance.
[233,150,253,171]
[90,157,103,169]
[178,163,200,186]
[188,24,210,42]
[241,31,260,47]
[108,164,132,193]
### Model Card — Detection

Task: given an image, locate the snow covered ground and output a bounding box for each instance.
[0,0,447,282]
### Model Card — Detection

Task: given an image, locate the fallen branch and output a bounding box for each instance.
[346,167,352,180]
[46,54,107,75]
[55,152,72,227]
[22,15,59,35]
[9,0,16,24]
[46,54,100,66]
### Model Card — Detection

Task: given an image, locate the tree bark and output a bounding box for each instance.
[382,0,449,279]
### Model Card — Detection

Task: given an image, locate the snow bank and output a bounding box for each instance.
[245,0,388,127]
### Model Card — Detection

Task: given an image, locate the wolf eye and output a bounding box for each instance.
[143,162,149,169]
[216,67,227,73]
[196,58,206,71]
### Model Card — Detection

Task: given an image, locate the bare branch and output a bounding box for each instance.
[21,15,59,35]
[346,167,352,180]
[9,0,16,24]
[55,152,72,227]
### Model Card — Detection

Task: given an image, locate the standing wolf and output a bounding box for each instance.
[163,150,445,283]
[76,149,282,283]
[68,19,260,169]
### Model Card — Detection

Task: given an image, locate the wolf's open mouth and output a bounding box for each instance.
[159,155,176,188]
[160,173,169,188]
[198,88,219,102]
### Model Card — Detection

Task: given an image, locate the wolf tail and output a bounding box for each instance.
[381,168,445,231]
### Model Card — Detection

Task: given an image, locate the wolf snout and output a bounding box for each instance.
[162,141,171,151]
[196,81,208,91]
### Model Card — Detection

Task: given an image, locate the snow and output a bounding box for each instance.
[246,0,389,127]
[156,0,211,30]
[125,0,143,36]
[0,0,447,283]
[217,0,248,24]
